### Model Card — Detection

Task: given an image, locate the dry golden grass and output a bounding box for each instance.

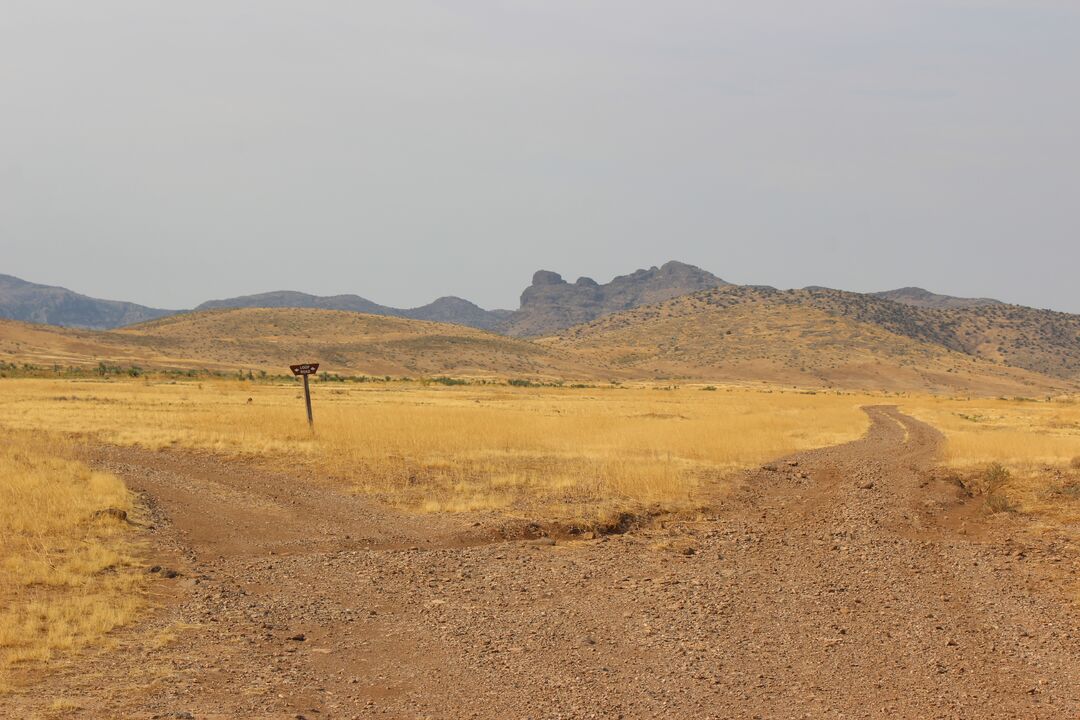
[0,378,876,520]
[5,375,1076,530]
[0,431,144,691]
[904,395,1080,526]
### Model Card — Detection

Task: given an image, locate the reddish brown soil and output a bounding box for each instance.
[5,407,1079,718]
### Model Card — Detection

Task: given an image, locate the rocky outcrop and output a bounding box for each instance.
[500,261,729,336]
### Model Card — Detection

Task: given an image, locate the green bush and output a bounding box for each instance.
[431,376,468,386]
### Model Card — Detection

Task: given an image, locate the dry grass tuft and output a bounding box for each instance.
[0,432,144,690]
[49,698,82,712]
[980,463,1015,514]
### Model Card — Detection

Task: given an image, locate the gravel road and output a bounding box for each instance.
[5,406,1078,719]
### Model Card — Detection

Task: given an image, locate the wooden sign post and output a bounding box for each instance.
[289,363,320,427]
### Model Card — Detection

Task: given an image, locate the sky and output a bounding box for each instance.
[1,1,1078,312]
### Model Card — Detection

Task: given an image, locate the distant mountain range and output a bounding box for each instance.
[870,287,1002,309]
[0,274,174,330]
[8,261,1010,335]
[194,261,726,336]
[2,262,1078,391]
[0,260,729,334]
[196,291,512,331]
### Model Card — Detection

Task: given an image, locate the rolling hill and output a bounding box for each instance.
[0,299,1071,395]
[0,309,600,380]
[788,287,1080,380]
[544,286,1077,394]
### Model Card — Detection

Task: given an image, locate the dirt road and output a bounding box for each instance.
[5,407,1079,718]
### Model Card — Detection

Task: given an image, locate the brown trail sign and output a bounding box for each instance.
[290,363,319,427]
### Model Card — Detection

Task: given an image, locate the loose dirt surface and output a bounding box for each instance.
[5,407,1079,718]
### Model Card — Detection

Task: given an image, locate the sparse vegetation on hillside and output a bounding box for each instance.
[787,287,1080,380]
[546,288,1064,394]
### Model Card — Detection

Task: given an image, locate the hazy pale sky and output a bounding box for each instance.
[2,1,1078,311]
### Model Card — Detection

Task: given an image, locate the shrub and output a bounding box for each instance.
[983,463,1014,513]
[97,362,113,376]
[984,463,1010,488]
[1071,456,1080,470]
[431,376,467,386]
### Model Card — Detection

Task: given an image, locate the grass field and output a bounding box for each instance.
[0,377,879,519]
[0,432,144,691]
[3,378,1076,536]
[905,395,1080,526]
